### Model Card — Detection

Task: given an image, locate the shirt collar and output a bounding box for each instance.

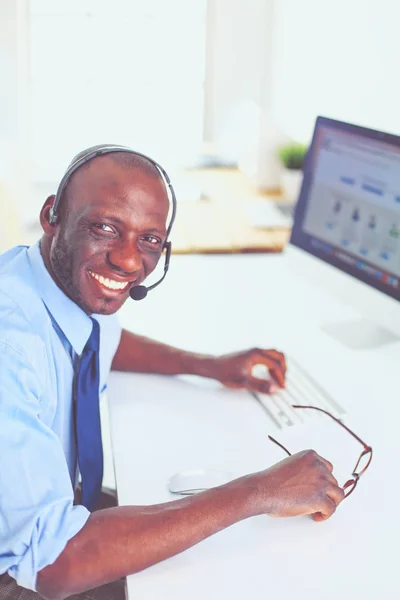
[27,241,93,355]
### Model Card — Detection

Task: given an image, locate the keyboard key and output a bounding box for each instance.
[250,357,345,429]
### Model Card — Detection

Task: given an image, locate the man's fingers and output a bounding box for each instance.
[326,484,345,507]
[221,380,242,390]
[312,512,329,522]
[328,472,340,487]
[224,348,287,391]
[312,497,337,522]
[246,376,277,394]
[259,349,287,375]
[317,455,334,473]
[268,367,285,389]
[222,376,278,394]
[252,355,285,388]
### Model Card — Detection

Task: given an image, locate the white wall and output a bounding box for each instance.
[0,1,19,141]
[2,0,400,213]
[29,0,207,182]
[203,0,275,146]
[203,0,285,188]
[0,0,30,212]
[271,0,400,143]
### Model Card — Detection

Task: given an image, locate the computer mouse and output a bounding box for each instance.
[167,469,234,496]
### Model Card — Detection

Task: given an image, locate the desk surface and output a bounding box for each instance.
[169,169,290,254]
[109,253,400,600]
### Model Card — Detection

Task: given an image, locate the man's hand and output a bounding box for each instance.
[112,331,286,395]
[37,449,343,599]
[209,348,286,394]
[242,449,345,522]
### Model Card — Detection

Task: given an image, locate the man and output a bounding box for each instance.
[0,147,344,600]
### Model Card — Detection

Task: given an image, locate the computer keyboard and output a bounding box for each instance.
[250,357,345,429]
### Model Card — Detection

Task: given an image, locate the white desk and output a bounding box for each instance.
[108,253,400,600]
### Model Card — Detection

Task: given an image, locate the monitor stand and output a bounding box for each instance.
[321,318,399,350]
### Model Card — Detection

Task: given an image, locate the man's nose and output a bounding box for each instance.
[107,240,143,275]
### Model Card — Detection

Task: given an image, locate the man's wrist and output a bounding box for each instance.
[221,473,270,520]
[181,352,219,380]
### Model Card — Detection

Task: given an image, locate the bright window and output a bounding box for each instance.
[29,0,207,181]
[271,0,400,143]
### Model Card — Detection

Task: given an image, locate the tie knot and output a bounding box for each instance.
[84,318,100,354]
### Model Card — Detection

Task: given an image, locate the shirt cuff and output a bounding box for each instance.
[9,502,90,592]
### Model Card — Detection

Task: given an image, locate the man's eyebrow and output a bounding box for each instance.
[145,227,167,236]
[89,215,167,235]
[146,227,167,234]
[88,214,125,226]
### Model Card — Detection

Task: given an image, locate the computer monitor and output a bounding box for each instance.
[287,116,400,349]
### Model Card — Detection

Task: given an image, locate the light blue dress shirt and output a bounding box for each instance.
[0,242,121,591]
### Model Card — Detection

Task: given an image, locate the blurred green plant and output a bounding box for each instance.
[277,142,308,170]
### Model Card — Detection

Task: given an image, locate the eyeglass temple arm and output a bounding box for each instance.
[268,435,291,456]
[292,405,371,450]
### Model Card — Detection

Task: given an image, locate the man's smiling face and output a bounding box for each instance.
[40,154,169,315]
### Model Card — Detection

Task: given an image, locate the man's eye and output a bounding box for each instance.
[94,223,114,234]
[143,235,162,246]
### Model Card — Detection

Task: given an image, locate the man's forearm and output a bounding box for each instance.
[37,448,344,599]
[37,480,254,600]
[111,328,217,378]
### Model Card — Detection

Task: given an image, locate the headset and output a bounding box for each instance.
[49,144,177,301]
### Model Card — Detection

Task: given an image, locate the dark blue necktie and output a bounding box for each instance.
[75,318,103,511]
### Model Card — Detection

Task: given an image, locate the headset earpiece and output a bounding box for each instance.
[48,207,57,225]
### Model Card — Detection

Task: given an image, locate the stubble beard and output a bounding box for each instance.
[51,232,123,315]
[51,231,92,314]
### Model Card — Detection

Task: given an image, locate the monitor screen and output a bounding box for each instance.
[290,116,400,301]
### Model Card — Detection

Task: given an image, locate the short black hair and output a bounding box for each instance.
[58,145,162,219]
[68,144,161,179]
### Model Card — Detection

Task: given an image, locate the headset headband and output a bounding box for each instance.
[49,145,177,244]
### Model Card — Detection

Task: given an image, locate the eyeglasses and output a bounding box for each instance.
[268,405,372,497]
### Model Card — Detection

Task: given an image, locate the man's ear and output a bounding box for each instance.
[40,195,57,235]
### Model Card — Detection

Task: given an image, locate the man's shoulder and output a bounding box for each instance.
[0,244,29,272]
[0,244,41,300]
[0,245,33,291]
[0,245,49,354]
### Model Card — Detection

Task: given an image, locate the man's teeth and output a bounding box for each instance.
[89,271,129,291]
